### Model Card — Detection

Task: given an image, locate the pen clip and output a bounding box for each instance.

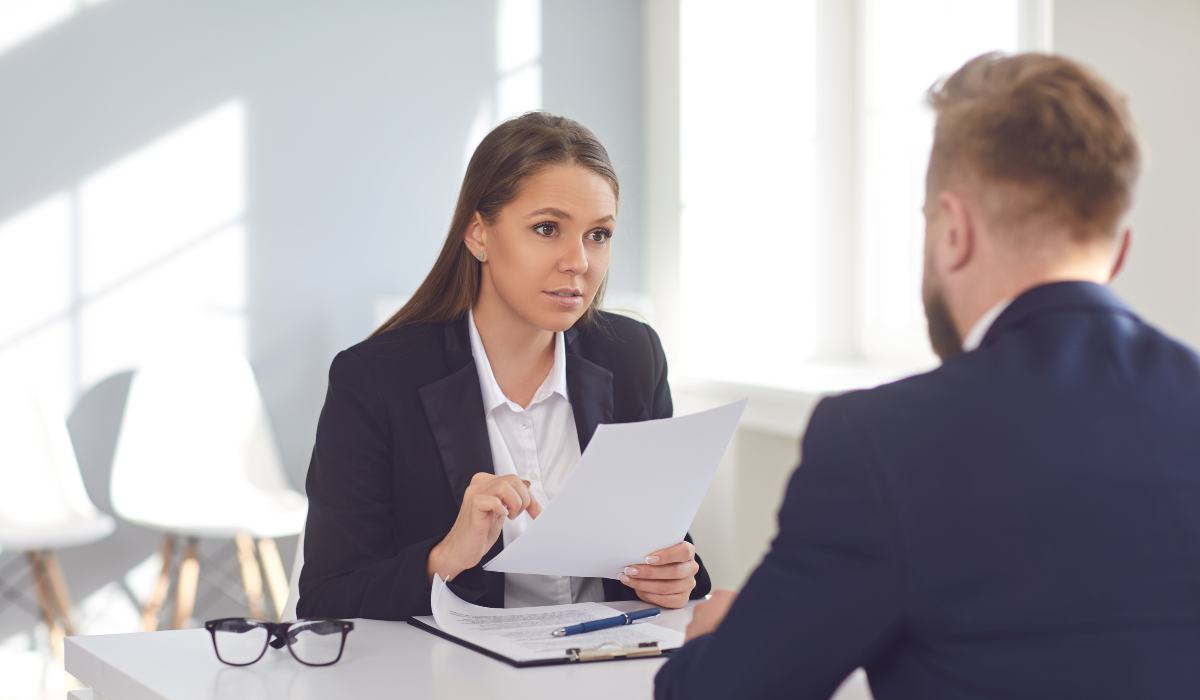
[565,641,661,662]
[624,607,661,624]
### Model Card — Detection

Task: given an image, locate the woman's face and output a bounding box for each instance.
[468,163,616,332]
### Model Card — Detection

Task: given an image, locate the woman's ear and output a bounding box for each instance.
[463,212,488,261]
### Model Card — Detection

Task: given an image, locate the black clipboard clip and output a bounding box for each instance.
[565,640,661,662]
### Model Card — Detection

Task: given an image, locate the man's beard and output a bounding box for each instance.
[922,278,962,362]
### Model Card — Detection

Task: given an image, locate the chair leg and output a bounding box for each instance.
[141,535,175,631]
[234,533,265,619]
[41,551,77,636]
[171,537,200,629]
[26,552,65,661]
[256,537,288,621]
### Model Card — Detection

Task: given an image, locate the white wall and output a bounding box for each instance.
[1055,0,1200,348]
[0,0,647,682]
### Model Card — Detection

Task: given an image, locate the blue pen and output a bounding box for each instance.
[551,608,661,637]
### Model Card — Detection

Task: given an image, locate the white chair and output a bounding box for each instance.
[282,526,305,621]
[0,384,116,654]
[109,350,306,629]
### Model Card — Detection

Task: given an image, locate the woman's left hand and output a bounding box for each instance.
[618,541,698,609]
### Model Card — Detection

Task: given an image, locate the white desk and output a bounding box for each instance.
[65,601,692,700]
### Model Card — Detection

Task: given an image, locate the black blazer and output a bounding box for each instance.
[298,310,712,620]
[655,281,1200,699]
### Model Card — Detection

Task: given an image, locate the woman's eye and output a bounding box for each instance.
[533,222,557,237]
[587,229,612,243]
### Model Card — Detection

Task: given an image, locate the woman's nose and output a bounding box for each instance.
[558,237,589,275]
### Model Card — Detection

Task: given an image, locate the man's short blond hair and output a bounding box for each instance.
[926,52,1141,241]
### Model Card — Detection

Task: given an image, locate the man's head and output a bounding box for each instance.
[921,52,1142,360]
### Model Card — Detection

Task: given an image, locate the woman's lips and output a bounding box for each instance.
[543,291,584,309]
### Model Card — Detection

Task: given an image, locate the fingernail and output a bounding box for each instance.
[624,567,639,576]
[619,574,630,583]
[644,556,660,565]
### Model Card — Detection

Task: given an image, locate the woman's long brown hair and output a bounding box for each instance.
[369,112,619,339]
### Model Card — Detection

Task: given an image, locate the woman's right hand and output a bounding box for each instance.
[427,472,541,583]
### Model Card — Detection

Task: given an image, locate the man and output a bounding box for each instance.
[655,52,1200,699]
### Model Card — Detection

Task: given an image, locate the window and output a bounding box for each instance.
[678,0,819,387]
[652,0,1050,390]
[857,0,1033,362]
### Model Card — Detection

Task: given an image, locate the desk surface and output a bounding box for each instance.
[65,601,693,700]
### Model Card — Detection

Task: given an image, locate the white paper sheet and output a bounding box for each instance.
[419,575,682,662]
[482,400,746,579]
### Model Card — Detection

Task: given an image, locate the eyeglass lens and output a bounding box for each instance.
[285,620,347,666]
[212,619,269,665]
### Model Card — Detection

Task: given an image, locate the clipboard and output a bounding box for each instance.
[406,616,671,668]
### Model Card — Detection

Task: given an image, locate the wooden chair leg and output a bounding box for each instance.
[141,535,175,631]
[256,537,288,621]
[235,533,265,619]
[41,551,77,636]
[27,552,65,661]
[171,537,199,629]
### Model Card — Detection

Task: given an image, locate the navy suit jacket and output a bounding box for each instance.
[656,281,1200,699]
[297,311,711,620]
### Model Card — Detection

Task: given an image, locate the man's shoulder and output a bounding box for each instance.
[818,312,1200,452]
[818,359,970,424]
[804,350,1029,468]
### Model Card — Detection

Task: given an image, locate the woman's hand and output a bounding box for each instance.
[427,473,541,582]
[617,540,699,608]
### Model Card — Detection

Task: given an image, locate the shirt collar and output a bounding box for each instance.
[962,298,1013,352]
[468,308,568,412]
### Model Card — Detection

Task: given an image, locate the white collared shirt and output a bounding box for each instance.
[467,310,606,608]
[962,298,1013,352]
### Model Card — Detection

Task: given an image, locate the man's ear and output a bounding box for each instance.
[1109,227,1132,281]
[463,212,487,259]
[937,191,976,273]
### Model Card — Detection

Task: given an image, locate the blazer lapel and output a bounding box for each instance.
[565,328,614,452]
[419,320,495,507]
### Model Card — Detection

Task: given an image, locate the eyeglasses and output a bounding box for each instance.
[204,618,354,667]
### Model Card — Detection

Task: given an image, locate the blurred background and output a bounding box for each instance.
[0,0,1197,697]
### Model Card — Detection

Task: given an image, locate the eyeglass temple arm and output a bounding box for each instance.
[268,622,347,649]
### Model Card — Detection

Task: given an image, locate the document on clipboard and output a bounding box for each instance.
[407,576,683,667]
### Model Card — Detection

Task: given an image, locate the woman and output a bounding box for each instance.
[297,112,711,620]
